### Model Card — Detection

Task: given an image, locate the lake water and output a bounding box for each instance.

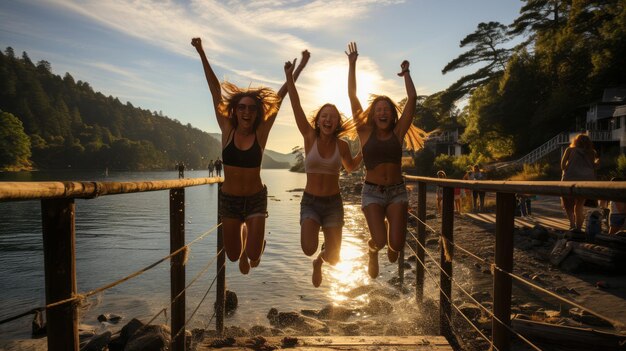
[0,169,411,340]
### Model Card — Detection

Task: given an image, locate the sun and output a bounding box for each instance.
[311,63,378,118]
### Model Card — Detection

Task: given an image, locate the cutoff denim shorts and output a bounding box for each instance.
[300,192,344,228]
[219,186,268,221]
[361,181,408,209]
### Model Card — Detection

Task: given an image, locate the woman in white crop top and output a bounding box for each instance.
[284,57,362,287]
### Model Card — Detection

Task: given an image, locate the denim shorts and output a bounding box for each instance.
[610,213,626,227]
[219,186,268,221]
[361,181,408,209]
[300,192,344,228]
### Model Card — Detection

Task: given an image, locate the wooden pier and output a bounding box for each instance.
[198,336,453,350]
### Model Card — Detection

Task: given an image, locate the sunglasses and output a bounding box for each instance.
[236,103,258,113]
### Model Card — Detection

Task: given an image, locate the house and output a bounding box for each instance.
[424,128,467,157]
[583,87,626,154]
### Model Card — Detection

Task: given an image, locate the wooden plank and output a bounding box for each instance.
[512,318,626,351]
[198,336,453,350]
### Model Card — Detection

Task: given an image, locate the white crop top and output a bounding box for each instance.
[304,139,342,175]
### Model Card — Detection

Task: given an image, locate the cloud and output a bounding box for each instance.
[38,0,403,87]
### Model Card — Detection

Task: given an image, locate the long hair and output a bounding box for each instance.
[570,133,596,162]
[217,81,280,131]
[310,103,357,140]
[359,94,429,151]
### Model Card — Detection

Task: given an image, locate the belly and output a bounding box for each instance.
[305,173,341,196]
[221,166,264,195]
[365,163,403,185]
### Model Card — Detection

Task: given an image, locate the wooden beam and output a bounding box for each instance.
[440,187,454,338]
[216,185,225,335]
[415,182,426,303]
[170,188,185,351]
[0,178,221,201]
[493,192,516,351]
[41,198,78,351]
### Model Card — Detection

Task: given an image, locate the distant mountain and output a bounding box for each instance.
[208,133,296,168]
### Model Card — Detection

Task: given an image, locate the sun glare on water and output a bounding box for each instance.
[325,204,370,303]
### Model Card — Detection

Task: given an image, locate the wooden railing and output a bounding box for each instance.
[402,176,626,351]
[0,178,223,351]
[3,177,626,351]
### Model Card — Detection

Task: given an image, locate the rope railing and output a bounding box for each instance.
[407,210,622,329]
[0,222,223,325]
[172,263,225,342]
[404,242,500,351]
[46,222,223,309]
[407,229,543,351]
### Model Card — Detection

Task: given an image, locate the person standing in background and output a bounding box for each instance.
[208,159,215,177]
[214,157,223,178]
[560,133,599,232]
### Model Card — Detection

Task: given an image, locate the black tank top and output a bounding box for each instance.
[222,130,263,168]
[362,132,402,170]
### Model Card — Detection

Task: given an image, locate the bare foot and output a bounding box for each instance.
[312,257,323,287]
[239,251,250,275]
[250,240,266,268]
[387,247,399,263]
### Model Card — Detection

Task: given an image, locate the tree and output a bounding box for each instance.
[442,22,513,103]
[509,0,571,48]
[0,111,31,168]
[290,146,305,173]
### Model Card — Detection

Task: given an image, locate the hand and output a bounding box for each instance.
[284,58,297,76]
[191,37,203,50]
[397,60,410,77]
[299,50,311,66]
[345,42,358,64]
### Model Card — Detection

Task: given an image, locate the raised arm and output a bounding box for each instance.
[394,60,417,138]
[346,42,365,125]
[191,38,226,131]
[338,139,363,173]
[284,58,315,141]
[276,50,310,101]
[260,50,310,136]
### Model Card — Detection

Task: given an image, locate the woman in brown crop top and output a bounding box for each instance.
[346,42,429,279]
[192,37,309,274]
[284,57,362,287]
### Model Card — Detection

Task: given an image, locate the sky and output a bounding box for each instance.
[0,0,524,154]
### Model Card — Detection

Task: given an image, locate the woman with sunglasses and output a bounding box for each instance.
[284,57,362,287]
[346,42,428,278]
[192,37,309,274]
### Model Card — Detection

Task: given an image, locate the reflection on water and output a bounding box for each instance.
[328,204,370,304]
[0,169,413,340]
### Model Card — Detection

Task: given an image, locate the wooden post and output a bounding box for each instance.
[216,184,225,335]
[415,182,426,303]
[493,192,516,351]
[41,198,78,351]
[170,189,185,351]
[440,187,454,338]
